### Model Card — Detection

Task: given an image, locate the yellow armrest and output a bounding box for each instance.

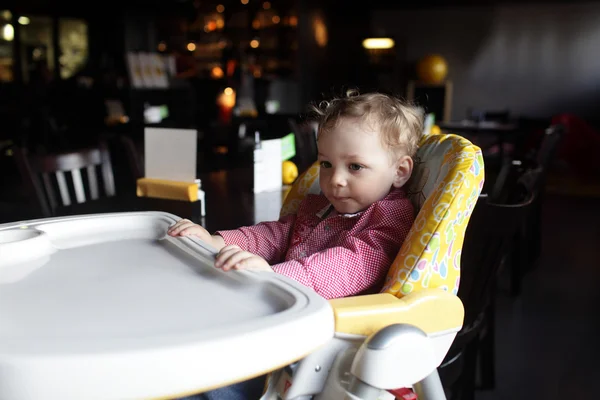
[136,178,199,202]
[328,289,464,337]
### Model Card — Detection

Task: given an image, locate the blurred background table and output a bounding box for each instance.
[9,167,289,233]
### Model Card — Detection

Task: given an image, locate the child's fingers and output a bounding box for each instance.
[215,248,245,270]
[167,219,193,235]
[217,245,241,256]
[216,247,248,271]
[232,256,261,270]
[169,218,190,230]
[214,247,235,266]
[179,225,207,237]
[223,253,252,271]
[168,220,209,238]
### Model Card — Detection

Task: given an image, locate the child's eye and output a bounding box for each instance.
[349,163,363,171]
[320,161,332,168]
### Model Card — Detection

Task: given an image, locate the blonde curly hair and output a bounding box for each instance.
[310,90,424,158]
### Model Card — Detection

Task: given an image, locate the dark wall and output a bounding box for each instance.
[297,0,375,107]
[373,2,600,120]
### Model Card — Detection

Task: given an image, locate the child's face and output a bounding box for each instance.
[317,117,412,214]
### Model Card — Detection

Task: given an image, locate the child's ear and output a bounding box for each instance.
[392,155,413,188]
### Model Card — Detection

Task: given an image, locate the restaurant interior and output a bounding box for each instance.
[0,0,599,399]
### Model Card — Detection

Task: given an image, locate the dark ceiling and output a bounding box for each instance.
[2,0,590,22]
[4,0,585,14]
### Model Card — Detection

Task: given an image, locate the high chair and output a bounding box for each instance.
[263,133,485,400]
[0,134,483,400]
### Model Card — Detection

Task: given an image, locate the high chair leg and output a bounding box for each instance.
[413,370,446,400]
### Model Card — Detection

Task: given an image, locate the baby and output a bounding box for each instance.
[168,91,424,399]
[168,91,424,301]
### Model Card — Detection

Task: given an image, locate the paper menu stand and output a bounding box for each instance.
[423,112,435,136]
[253,131,283,194]
[253,131,285,224]
[144,128,196,182]
[254,190,283,224]
[252,132,298,222]
[136,128,205,215]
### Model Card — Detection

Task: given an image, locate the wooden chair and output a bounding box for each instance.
[490,124,564,202]
[489,124,564,296]
[13,142,116,217]
[287,118,318,173]
[118,134,144,180]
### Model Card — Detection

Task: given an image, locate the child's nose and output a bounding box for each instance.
[331,169,347,186]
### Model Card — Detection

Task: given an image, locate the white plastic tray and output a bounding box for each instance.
[0,212,334,399]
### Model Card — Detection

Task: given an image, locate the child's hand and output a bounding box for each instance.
[167,219,225,250]
[215,245,274,272]
[168,218,210,239]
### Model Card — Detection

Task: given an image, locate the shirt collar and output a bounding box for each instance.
[315,203,363,219]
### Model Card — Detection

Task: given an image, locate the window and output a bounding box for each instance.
[0,10,13,82]
[20,15,54,83]
[59,18,88,79]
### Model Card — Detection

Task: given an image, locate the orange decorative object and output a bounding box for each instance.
[226,59,237,77]
[216,87,236,124]
[416,54,448,84]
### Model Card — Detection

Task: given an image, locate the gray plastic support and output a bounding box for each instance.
[365,324,426,350]
[413,370,447,400]
[347,376,382,400]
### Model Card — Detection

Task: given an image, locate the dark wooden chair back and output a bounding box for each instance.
[439,169,540,399]
[459,192,535,325]
[14,142,116,217]
[489,123,564,203]
[288,118,318,172]
[487,125,564,295]
[536,124,564,170]
[119,135,144,180]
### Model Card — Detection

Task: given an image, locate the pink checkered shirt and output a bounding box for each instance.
[216,188,414,299]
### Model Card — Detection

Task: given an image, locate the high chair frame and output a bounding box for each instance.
[261,133,485,400]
